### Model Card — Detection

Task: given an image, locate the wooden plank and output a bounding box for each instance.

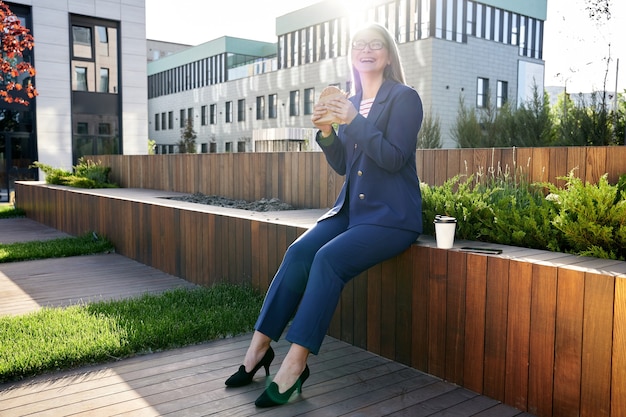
[504,260,532,411]
[380,258,398,360]
[421,149,436,186]
[515,148,533,183]
[445,250,466,385]
[317,153,329,208]
[340,271,355,345]
[531,147,549,184]
[463,253,488,393]
[445,149,462,183]
[353,269,368,350]
[483,257,509,402]
[428,248,448,378]
[412,246,430,370]
[585,146,606,185]
[606,146,626,184]
[566,146,586,180]
[528,264,557,417]
[206,212,216,285]
[613,276,626,417]
[367,262,382,354]
[257,222,270,291]
[553,268,584,417]
[580,272,614,417]
[296,152,306,208]
[394,250,413,366]
[549,146,568,187]
[434,149,449,185]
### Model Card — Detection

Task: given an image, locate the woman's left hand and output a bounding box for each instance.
[323,96,358,125]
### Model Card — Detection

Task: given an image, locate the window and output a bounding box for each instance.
[289,90,300,116]
[75,67,88,91]
[77,122,89,135]
[187,108,194,126]
[304,88,315,115]
[168,111,173,129]
[237,99,246,122]
[180,109,185,128]
[71,20,118,94]
[72,26,92,59]
[477,77,489,108]
[269,94,277,118]
[201,105,208,125]
[98,123,111,135]
[225,101,233,123]
[161,112,166,130]
[99,68,109,92]
[256,96,265,120]
[225,142,232,152]
[496,80,508,108]
[154,114,160,131]
[96,26,108,43]
[210,104,216,124]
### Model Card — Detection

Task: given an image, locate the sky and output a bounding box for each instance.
[145,0,625,94]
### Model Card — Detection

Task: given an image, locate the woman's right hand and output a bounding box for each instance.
[311,103,333,137]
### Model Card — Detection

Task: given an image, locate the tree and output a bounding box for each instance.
[0,1,37,105]
[178,118,197,153]
[584,0,611,21]
[451,96,483,148]
[417,111,442,149]
[508,86,557,147]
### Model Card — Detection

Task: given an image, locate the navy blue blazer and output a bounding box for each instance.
[316,79,424,234]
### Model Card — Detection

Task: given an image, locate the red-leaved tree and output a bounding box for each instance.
[0,1,37,105]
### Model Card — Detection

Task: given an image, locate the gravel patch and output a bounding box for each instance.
[166,192,295,212]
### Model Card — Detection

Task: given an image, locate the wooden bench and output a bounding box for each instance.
[15,181,626,417]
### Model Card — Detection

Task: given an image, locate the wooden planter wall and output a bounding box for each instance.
[92,146,626,210]
[15,181,626,417]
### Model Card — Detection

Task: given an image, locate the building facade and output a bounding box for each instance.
[0,0,148,202]
[147,0,547,153]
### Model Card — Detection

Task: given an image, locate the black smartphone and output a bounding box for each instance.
[459,247,503,254]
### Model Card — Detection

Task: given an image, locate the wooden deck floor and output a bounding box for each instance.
[0,217,536,417]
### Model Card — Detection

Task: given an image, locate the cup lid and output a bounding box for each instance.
[434,215,457,223]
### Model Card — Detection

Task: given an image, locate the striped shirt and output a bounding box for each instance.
[359,98,375,118]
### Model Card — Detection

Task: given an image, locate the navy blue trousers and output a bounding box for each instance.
[254,209,419,355]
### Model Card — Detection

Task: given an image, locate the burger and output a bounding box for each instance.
[315,86,346,125]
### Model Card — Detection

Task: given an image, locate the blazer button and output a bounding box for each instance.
[357,170,363,176]
[354,143,358,149]
[359,193,365,200]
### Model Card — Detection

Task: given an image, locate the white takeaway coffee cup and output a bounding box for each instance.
[434,215,457,249]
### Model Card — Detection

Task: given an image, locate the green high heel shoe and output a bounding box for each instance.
[225,346,275,387]
[254,364,310,407]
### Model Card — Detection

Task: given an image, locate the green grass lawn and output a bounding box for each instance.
[0,284,263,383]
[0,233,115,263]
[0,204,24,219]
[0,208,263,383]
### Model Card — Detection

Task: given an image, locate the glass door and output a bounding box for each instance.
[0,132,37,203]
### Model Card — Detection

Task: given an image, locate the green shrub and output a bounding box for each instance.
[31,158,117,188]
[543,171,625,260]
[421,171,625,260]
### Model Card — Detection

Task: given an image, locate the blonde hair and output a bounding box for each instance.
[350,22,406,94]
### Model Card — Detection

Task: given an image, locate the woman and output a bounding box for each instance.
[225,22,424,408]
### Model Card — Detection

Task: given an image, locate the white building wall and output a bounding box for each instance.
[149,55,353,153]
[149,34,543,151]
[11,0,148,171]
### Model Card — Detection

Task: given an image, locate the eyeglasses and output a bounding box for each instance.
[351,39,386,50]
